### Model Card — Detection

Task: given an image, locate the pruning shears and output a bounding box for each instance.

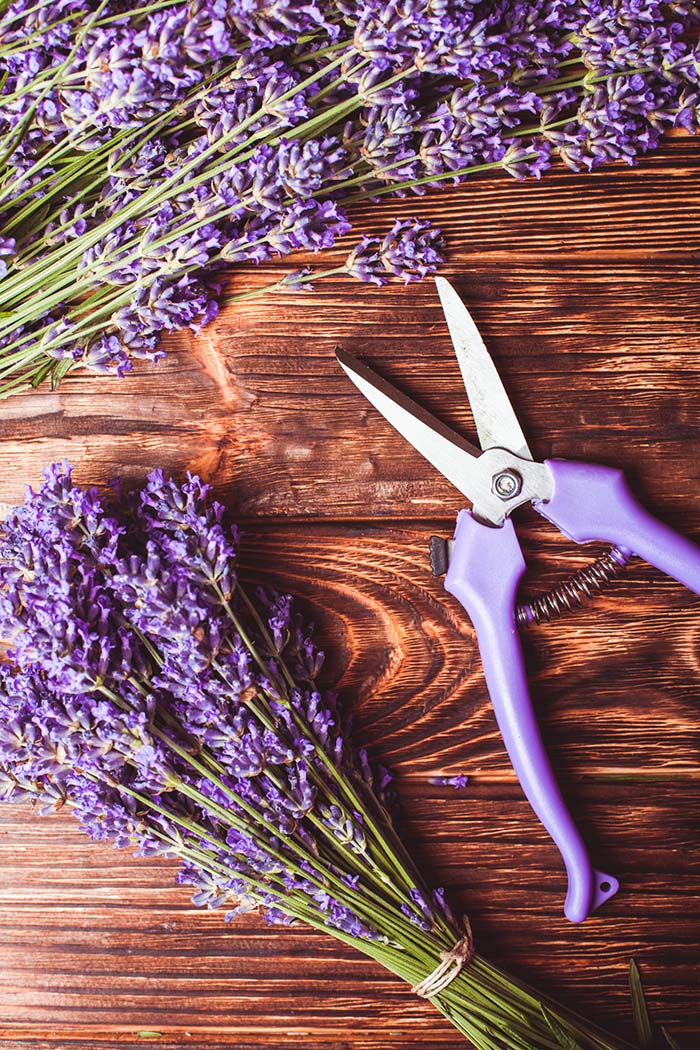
[336,277,700,923]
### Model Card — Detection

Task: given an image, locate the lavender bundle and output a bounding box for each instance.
[1,1,700,394]
[0,462,670,1050]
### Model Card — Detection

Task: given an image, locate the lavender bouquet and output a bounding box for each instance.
[0,462,675,1050]
[1,0,700,394]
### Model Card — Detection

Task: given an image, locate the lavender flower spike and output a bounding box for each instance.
[345,219,444,285]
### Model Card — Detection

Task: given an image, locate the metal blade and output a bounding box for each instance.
[336,348,490,506]
[435,276,532,461]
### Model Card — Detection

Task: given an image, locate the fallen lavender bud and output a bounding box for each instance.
[429,774,470,789]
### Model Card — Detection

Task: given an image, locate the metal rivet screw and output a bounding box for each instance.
[492,469,522,500]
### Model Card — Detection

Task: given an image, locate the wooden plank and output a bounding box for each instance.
[345,135,700,260]
[0,138,698,519]
[0,781,697,1046]
[0,518,698,1043]
[0,260,699,524]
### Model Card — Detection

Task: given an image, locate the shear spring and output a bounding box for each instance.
[516,546,633,628]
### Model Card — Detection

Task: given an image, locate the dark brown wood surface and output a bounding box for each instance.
[0,133,699,1049]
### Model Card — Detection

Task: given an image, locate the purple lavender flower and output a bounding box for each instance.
[228,0,335,49]
[84,334,133,377]
[345,219,444,286]
[501,139,552,180]
[120,274,220,336]
[266,200,352,254]
[361,104,420,182]
[675,86,700,132]
[0,237,16,278]
[377,219,444,282]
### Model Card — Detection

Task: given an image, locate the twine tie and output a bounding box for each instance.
[411,919,474,999]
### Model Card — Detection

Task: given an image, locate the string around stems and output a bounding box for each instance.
[411,920,475,999]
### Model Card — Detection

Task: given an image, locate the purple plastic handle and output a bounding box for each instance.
[445,458,700,922]
[538,459,700,594]
[445,510,618,923]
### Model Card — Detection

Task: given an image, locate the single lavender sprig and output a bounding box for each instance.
[219,218,445,305]
[0,462,664,1050]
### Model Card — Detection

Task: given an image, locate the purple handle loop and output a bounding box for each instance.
[445,510,618,923]
[538,460,700,595]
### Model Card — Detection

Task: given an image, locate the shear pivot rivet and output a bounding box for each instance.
[492,469,522,500]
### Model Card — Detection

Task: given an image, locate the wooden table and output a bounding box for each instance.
[0,135,699,1049]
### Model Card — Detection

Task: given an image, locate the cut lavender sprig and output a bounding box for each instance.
[220,219,444,303]
[0,463,658,1049]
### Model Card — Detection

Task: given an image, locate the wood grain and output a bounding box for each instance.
[0,782,698,1047]
[237,524,700,779]
[0,135,699,1048]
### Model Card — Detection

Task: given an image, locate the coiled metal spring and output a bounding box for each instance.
[516,546,633,628]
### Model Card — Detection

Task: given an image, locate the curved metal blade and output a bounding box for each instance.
[435,277,532,461]
[336,348,490,506]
